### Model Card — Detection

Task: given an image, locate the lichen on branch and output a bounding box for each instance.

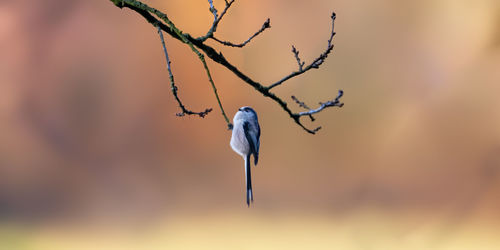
[108,0,343,134]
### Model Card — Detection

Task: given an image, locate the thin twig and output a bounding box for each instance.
[289,90,344,133]
[157,26,212,117]
[198,0,235,41]
[208,0,217,28]
[267,12,336,90]
[291,95,314,121]
[291,45,305,71]
[296,90,344,117]
[109,0,341,134]
[217,0,234,24]
[212,18,270,48]
[135,0,231,128]
[197,51,233,129]
[291,95,310,110]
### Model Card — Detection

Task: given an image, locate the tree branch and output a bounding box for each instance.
[211,18,270,48]
[157,26,213,118]
[291,45,305,71]
[267,12,336,90]
[109,0,343,134]
[111,0,231,127]
[291,90,344,132]
[198,0,235,41]
[296,90,344,117]
[291,95,314,121]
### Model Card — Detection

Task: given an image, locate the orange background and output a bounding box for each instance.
[1,0,500,249]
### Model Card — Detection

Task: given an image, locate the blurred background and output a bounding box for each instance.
[1,0,500,249]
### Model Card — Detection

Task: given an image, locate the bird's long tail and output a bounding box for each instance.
[245,154,253,206]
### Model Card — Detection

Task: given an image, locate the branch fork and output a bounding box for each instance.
[109,0,343,134]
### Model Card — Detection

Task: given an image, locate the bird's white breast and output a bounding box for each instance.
[230,119,250,156]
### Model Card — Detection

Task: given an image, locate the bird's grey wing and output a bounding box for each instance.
[243,121,258,165]
[254,122,260,165]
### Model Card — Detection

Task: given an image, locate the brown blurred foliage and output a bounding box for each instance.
[0,0,499,236]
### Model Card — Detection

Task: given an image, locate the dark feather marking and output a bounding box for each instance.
[243,121,256,157]
[245,153,253,206]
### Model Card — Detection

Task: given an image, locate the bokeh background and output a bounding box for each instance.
[1,0,500,249]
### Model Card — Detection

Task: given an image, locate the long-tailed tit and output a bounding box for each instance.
[230,106,261,206]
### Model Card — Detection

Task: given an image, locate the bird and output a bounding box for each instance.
[230,106,261,206]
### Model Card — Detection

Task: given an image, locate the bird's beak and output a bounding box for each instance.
[238,108,242,111]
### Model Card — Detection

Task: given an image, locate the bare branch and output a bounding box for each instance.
[291,45,305,71]
[198,0,235,41]
[289,90,344,133]
[157,26,213,118]
[109,0,342,134]
[291,95,310,110]
[211,18,271,48]
[207,0,217,27]
[196,51,233,129]
[117,0,231,127]
[267,12,336,90]
[216,0,235,25]
[291,95,314,121]
[296,90,344,117]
